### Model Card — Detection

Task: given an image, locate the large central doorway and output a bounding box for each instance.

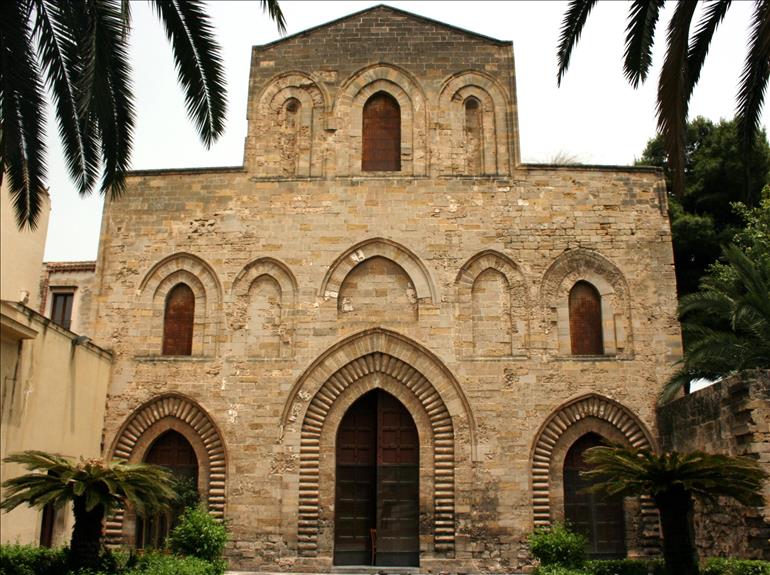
[334,390,419,566]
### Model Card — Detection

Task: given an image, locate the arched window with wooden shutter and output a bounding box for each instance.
[569,281,603,355]
[362,92,400,172]
[162,283,195,356]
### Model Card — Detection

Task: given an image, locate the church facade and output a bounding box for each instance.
[91,6,681,571]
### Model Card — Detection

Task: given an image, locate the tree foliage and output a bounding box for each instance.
[0,451,176,570]
[638,116,770,296]
[0,0,285,229]
[557,0,770,198]
[662,241,770,402]
[582,444,767,575]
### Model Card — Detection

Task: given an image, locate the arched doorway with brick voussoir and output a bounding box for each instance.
[279,328,477,569]
[530,394,660,558]
[104,394,227,547]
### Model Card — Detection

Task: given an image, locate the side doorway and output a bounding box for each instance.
[564,433,626,559]
[334,390,419,566]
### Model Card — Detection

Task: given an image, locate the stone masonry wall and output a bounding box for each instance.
[93,167,679,571]
[90,7,681,572]
[658,371,770,559]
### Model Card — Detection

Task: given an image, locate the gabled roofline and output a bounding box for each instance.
[253,4,511,52]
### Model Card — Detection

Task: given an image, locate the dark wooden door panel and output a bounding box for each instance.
[334,391,419,566]
[376,464,419,566]
[334,393,376,565]
[564,433,625,559]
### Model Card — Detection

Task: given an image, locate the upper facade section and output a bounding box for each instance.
[245,5,519,177]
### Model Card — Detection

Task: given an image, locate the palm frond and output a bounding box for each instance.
[0,0,48,229]
[657,0,698,198]
[32,0,100,196]
[736,0,770,160]
[660,366,697,402]
[150,0,227,147]
[582,445,767,507]
[88,0,134,197]
[624,0,665,88]
[260,0,286,35]
[1,451,176,517]
[556,0,599,86]
[686,0,731,97]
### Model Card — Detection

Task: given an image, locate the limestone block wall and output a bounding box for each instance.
[91,164,679,571]
[245,6,519,178]
[89,6,682,571]
[658,371,770,559]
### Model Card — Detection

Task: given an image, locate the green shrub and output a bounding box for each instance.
[702,558,770,575]
[535,565,590,575]
[529,523,587,568]
[0,545,68,575]
[167,506,228,564]
[121,552,224,575]
[172,476,201,512]
[586,558,666,575]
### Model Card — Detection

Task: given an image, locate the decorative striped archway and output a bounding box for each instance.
[105,394,226,543]
[530,394,660,553]
[282,328,475,558]
[531,393,654,526]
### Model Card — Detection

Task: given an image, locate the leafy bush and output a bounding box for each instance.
[535,565,590,575]
[122,552,225,575]
[0,545,68,575]
[172,476,201,512]
[702,558,770,575]
[167,506,227,564]
[586,558,666,575]
[529,523,587,568]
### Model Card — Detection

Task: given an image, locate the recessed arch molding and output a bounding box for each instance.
[281,328,477,557]
[530,393,659,551]
[104,394,227,543]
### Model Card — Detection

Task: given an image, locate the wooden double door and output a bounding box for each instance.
[334,390,419,566]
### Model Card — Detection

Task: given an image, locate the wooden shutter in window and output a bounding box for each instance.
[162,283,195,356]
[569,281,603,355]
[362,92,400,172]
[51,292,74,330]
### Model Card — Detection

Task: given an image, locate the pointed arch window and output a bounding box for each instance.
[162,283,195,356]
[464,97,482,174]
[569,281,603,355]
[362,92,400,172]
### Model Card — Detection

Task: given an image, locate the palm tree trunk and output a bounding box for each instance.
[654,487,699,575]
[70,497,105,570]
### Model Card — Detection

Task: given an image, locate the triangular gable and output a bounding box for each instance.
[254,4,510,51]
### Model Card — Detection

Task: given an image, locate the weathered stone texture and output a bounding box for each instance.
[90,6,681,571]
[659,371,770,559]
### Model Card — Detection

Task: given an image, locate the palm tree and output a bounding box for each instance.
[662,242,770,402]
[556,0,770,197]
[1,451,177,570]
[582,445,767,575]
[0,0,286,229]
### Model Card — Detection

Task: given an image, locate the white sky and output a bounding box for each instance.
[41,0,766,261]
